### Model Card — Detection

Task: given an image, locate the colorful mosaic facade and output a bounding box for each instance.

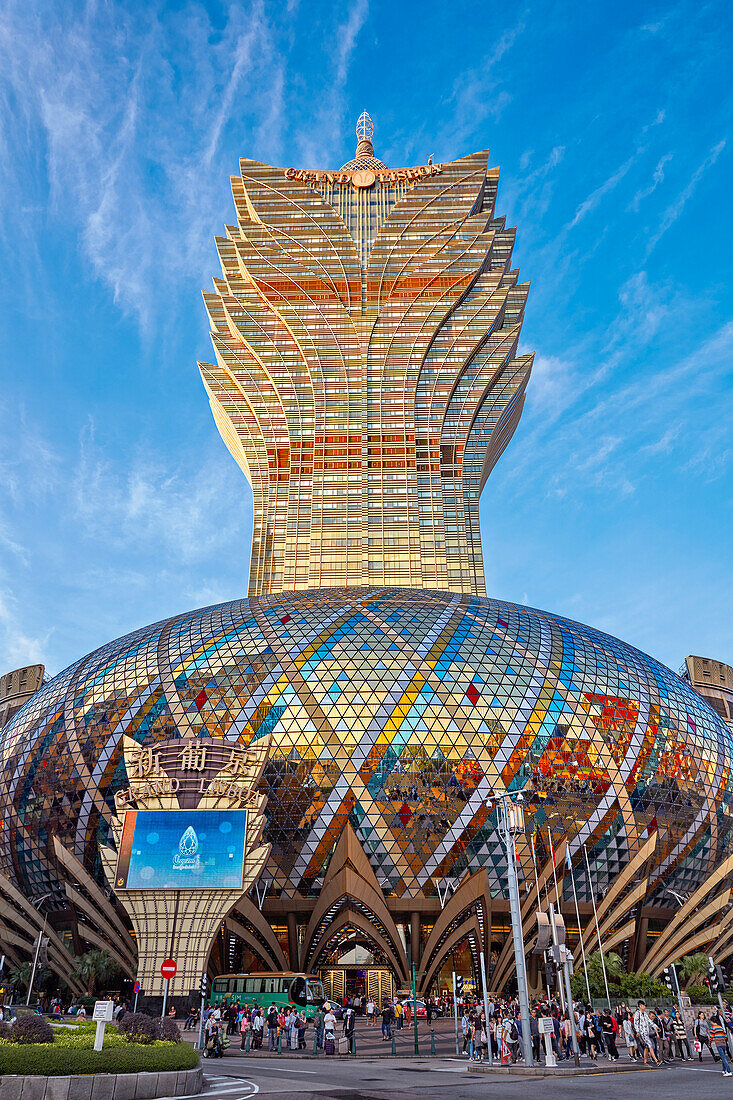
[2,588,730,919]
[199,113,532,597]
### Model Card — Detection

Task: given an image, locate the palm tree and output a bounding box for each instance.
[7,961,33,993]
[675,952,710,989]
[71,950,119,996]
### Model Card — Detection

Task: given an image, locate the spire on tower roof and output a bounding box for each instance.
[340,110,387,171]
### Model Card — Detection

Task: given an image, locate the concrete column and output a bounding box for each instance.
[410,911,421,968]
[287,911,299,970]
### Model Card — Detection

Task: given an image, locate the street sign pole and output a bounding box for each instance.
[160,959,177,1018]
[133,979,141,1013]
[479,948,493,1066]
[411,962,419,1056]
[452,970,460,1056]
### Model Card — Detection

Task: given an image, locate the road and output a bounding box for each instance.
[195,1053,733,1099]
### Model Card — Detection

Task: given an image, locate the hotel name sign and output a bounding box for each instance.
[285,163,443,190]
[113,740,263,809]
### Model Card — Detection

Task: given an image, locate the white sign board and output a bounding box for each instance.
[93,1000,114,1022]
[539,1016,554,1036]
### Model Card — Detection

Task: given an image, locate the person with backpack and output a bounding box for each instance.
[266,1005,279,1051]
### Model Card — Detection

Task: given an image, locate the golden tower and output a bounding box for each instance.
[199,112,533,597]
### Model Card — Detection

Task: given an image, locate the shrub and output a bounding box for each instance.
[117,1012,161,1044]
[0,1021,10,1040]
[687,983,710,1005]
[160,1018,182,1043]
[0,1041,199,1076]
[11,1014,55,1044]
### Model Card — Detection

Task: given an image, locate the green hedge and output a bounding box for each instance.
[0,1042,199,1077]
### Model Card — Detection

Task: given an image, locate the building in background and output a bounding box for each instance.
[0,664,44,730]
[681,655,733,728]
[199,112,531,598]
[1,116,732,1004]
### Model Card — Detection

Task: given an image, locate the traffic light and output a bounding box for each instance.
[663,967,673,993]
[716,964,726,992]
[199,974,208,999]
[37,936,49,967]
[708,959,719,992]
[455,975,463,996]
[545,955,557,992]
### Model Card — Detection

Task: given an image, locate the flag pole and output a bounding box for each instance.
[584,845,611,1008]
[566,846,592,1006]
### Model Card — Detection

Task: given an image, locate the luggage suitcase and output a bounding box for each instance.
[325,1036,335,1055]
[338,1036,350,1054]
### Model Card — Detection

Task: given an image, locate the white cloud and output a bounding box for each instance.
[0,590,51,670]
[72,425,245,564]
[569,153,637,228]
[0,1,281,328]
[646,138,727,255]
[628,152,672,211]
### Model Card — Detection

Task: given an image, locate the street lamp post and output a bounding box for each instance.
[25,891,53,1007]
[492,791,534,1067]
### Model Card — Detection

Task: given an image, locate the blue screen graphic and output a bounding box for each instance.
[121,809,247,890]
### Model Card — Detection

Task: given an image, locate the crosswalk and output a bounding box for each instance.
[203,1073,259,1098]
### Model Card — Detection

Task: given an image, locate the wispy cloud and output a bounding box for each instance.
[569,154,637,228]
[646,138,727,254]
[628,152,672,211]
[335,0,369,85]
[0,1,280,328]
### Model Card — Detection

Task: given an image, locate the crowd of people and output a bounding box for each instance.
[454,994,733,1076]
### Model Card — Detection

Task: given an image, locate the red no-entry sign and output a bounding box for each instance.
[160,959,177,979]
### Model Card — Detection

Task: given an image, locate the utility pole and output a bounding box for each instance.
[497,793,533,1067]
[550,902,579,1066]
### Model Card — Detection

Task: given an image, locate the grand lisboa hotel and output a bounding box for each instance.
[1,114,732,1007]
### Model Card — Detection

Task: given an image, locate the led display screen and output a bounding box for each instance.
[115,809,247,890]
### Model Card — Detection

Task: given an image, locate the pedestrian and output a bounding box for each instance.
[324,1004,336,1054]
[382,1001,394,1041]
[695,1011,720,1063]
[709,1012,733,1076]
[343,1005,356,1052]
[660,1009,674,1062]
[366,997,375,1026]
[266,1004,278,1051]
[314,1004,325,1050]
[671,1009,690,1059]
[633,1001,659,1066]
[600,1008,618,1060]
[622,1011,637,1060]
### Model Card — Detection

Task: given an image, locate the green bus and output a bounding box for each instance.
[210,972,325,1018]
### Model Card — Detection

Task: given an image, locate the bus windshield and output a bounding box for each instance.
[307,980,324,1003]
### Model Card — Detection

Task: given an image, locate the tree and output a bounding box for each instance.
[7,961,33,992]
[71,950,119,996]
[675,952,711,989]
[570,950,625,999]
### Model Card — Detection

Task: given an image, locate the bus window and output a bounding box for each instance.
[307,980,324,1003]
[231,978,246,993]
[245,978,264,996]
[212,978,230,995]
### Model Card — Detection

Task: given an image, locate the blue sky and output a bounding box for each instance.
[0,0,731,678]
